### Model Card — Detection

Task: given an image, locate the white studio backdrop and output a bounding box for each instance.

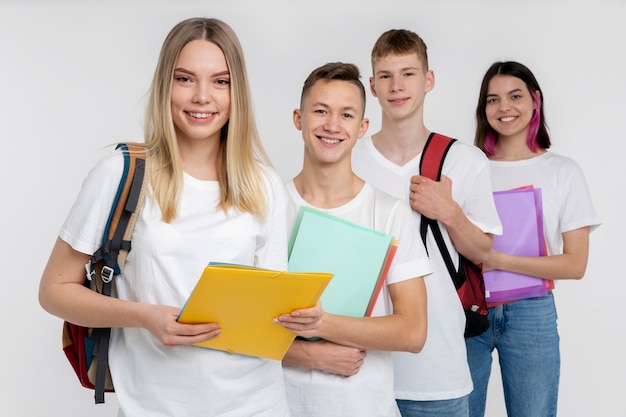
[1,1,623,416]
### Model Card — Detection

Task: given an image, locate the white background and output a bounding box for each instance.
[1,1,623,416]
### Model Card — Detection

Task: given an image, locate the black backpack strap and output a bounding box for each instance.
[92,327,111,404]
[418,133,464,289]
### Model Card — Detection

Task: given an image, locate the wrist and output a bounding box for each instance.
[440,202,464,230]
[299,339,322,370]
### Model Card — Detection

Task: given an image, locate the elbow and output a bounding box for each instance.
[465,242,493,266]
[406,342,425,355]
[571,268,587,281]
[475,235,495,265]
[403,326,427,354]
[38,285,51,313]
[38,281,61,316]
[570,260,589,280]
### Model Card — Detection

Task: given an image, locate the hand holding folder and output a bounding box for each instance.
[176,264,332,361]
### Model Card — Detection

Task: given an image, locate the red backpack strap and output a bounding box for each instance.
[418,132,460,276]
[419,133,457,181]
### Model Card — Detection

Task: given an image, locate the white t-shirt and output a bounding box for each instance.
[488,151,601,257]
[60,148,291,417]
[352,135,502,401]
[283,180,433,417]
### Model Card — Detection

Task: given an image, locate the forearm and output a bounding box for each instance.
[443,203,493,264]
[40,238,221,348]
[39,237,152,328]
[283,339,318,369]
[489,251,587,281]
[283,339,366,376]
[277,279,427,353]
[40,279,153,328]
[317,313,425,353]
[486,227,590,280]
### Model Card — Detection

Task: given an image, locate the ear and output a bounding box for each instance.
[358,117,370,139]
[425,69,435,93]
[293,108,303,131]
[369,76,378,98]
[534,90,541,110]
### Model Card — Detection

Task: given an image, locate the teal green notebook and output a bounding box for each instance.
[288,206,397,317]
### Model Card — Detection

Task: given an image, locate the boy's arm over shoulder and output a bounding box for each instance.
[425,141,501,263]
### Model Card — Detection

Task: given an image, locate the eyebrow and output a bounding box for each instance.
[174,67,230,78]
[312,102,359,113]
[375,66,420,76]
[487,88,524,97]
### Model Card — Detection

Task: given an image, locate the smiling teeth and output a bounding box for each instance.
[189,112,211,119]
[320,137,341,144]
[500,116,516,122]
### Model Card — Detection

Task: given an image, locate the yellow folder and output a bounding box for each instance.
[176,264,332,361]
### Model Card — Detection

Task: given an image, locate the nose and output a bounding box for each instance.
[192,81,210,104]
[498,98,511,112]
[323,113,341,132]
[390,77,403,93]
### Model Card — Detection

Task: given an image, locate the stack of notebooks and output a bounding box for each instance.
[484,186,553,303]
[177,206,397,360]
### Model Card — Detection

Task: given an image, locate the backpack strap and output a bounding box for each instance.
[86,143,149,403]
[418,133,464,289]
[86,144,149,291]
[419,133,456,181]
[115,144,151,272]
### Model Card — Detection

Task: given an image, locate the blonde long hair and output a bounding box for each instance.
[143,17,271,222]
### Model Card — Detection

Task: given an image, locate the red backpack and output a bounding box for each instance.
[418,133,490,338]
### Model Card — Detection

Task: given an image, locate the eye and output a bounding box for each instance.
[403,71,415,77]
[342,113,355,119]
[379,74,391,80]
[486,97,498,104]
[175,75,192,83]
[216,78,230,87]
[511,94,522,100]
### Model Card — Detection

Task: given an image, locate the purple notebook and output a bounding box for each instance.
[484,187,550,303]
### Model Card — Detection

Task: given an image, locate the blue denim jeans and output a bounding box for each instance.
[465,293,560,417]
[396,395,469,417]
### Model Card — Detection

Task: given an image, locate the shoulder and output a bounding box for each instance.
[448,139,488,161]
[257,164,288,209]
[369,184,413,219]
[82,145,128,189]
[519,152,587,182]
[435,137,489,177]
[542,151,583,170]
[370,184,403,207]
[259,164,284,187]
[428,133,487,164]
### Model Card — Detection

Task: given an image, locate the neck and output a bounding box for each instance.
[293,165,363,209]
[178,139,220,180]
[492,141,544,161]
[372,122,431,166]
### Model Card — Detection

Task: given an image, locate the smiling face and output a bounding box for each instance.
[294,79,369,166]
[485,74,537,142]
[170,39,231,145]
[370,52,434,122]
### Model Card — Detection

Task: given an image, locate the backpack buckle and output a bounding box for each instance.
[85,262,95,281]
[101,266,115,283]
